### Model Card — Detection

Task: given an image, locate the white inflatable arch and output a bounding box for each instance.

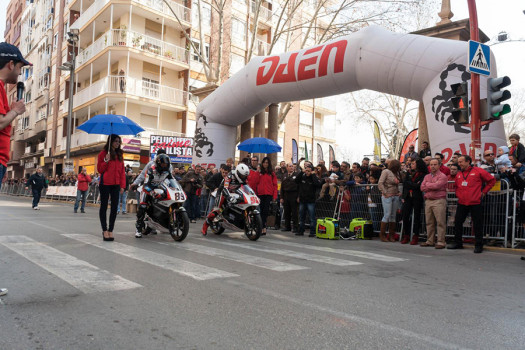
[194,26,505,166]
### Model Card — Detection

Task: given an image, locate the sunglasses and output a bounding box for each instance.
[484,153,494,156]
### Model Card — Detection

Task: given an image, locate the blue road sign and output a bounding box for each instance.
[468,40,491,76]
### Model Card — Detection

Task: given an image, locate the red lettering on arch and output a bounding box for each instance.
[441,148,453,163]
[318,40,347,77]
[298,45,324,81]
[484,143,496,154]
[256,56,280,86]
[272,53,299,84]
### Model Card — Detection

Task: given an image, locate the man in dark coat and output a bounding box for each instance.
[295,164,321,237]
[280,163,299,232]
[25,167,48,210]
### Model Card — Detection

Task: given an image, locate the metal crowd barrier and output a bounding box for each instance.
[2,177,524,248]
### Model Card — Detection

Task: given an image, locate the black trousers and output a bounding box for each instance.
[402,196,423,236]
[454,204,484,247]
[99,184,120,232]
[282,192,298,229]
[259,195,273,228]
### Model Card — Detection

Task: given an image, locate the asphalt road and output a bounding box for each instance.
[1,195,525,350]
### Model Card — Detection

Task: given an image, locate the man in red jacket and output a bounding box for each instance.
[74,167,92,213]
[447,155,496,253]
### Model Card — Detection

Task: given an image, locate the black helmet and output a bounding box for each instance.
[155,154,171,174]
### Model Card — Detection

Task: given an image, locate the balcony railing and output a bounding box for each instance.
[255,39,270,56]
[77,29,189,67]
[61,133,107,152]
[72,75,187,109]
[251,1,272,22]
[71,0,190,31]
[138,127,185,146]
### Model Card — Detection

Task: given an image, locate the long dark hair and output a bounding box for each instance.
[103,134,123,161]
[260,156,274,175]
[415,159,429,174]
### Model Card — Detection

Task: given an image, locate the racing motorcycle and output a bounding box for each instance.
[208,184,263,241]
[138,179,189,242]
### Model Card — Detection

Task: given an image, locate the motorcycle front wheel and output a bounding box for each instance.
[170,210,189,242]
[245,212,262,241]
[210,221,225,235]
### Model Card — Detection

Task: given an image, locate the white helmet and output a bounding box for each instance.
[234,163,250,183]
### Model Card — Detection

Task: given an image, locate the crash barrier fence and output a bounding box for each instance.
[0,183,139,204]
[314,180,523,248]
[2,180,524,248]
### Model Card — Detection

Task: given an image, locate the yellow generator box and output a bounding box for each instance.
[349,218,374,240]
[316,218,340,240]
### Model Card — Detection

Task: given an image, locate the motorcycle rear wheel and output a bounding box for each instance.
[170,210,189,242]
[245,213,262,241]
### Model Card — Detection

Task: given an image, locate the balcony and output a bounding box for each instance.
[255,39,270,56]
[24,118,47,141]
[60,133,107,152]
[251,1,272,23]
[77,29,189,69]
[138,127,185,147]
[71,0,191,32]
[72,75,187,110]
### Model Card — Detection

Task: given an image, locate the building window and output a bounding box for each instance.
[231,18,246,47]
[191,39,209,63]
[229,53,245,75]
[142,78,159,98]
[192,1,211,31]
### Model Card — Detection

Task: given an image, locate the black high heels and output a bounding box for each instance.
[102,231,114,241]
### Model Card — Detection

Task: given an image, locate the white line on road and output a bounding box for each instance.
[157,241,309,272]
[63,234,238,281]
[0,235,142,293]
[228,280,473,350]
[264,239,407,262]
[208,240,363,266]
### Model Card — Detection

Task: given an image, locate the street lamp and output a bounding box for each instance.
[58,29,79,172]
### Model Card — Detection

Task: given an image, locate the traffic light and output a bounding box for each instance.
[451,82,469,124]
[487,76,511,119]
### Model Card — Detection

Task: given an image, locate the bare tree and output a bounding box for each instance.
[347,91,418,157]
[503,89,525,137]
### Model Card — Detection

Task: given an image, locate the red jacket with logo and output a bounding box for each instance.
[257,172,278,200]
[97,150,126,188]
[248,169,260,195]
[77,173,92,191]
[454,166,495,206]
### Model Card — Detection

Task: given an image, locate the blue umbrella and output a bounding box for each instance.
[77,114,145,136]
[237,137,282,154]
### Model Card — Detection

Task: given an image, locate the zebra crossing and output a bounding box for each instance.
[0,232,410,295]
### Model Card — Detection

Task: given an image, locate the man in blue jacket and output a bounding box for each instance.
[25,167,48,210]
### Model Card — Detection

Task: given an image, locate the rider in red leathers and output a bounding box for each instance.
[201,163,250,235]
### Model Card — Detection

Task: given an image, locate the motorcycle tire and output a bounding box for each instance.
[170,210,189,242]
[210,222,225,235]
[245,213,262,241]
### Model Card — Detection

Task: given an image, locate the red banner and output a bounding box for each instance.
[400,129,418,162]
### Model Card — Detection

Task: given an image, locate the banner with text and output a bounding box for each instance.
[150,135,194,164]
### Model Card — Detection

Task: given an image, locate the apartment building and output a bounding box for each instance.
[6,0,337,177]
[188,0,338,164]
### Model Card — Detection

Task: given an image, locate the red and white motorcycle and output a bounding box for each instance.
[209,184,263,241]
[138,179,189,242]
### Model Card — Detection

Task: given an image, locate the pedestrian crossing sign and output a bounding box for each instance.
[468,40,491,76]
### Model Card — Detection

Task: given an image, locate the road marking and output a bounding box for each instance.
[228,280,473,350]
[63,234,238,281]
[264,239,407,262]
[0,236,141,293]
[157,241,309,272]
[209,240,362,266]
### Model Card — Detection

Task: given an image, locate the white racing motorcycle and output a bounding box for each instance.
[209,184,263,241]
[138,179,189,242]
